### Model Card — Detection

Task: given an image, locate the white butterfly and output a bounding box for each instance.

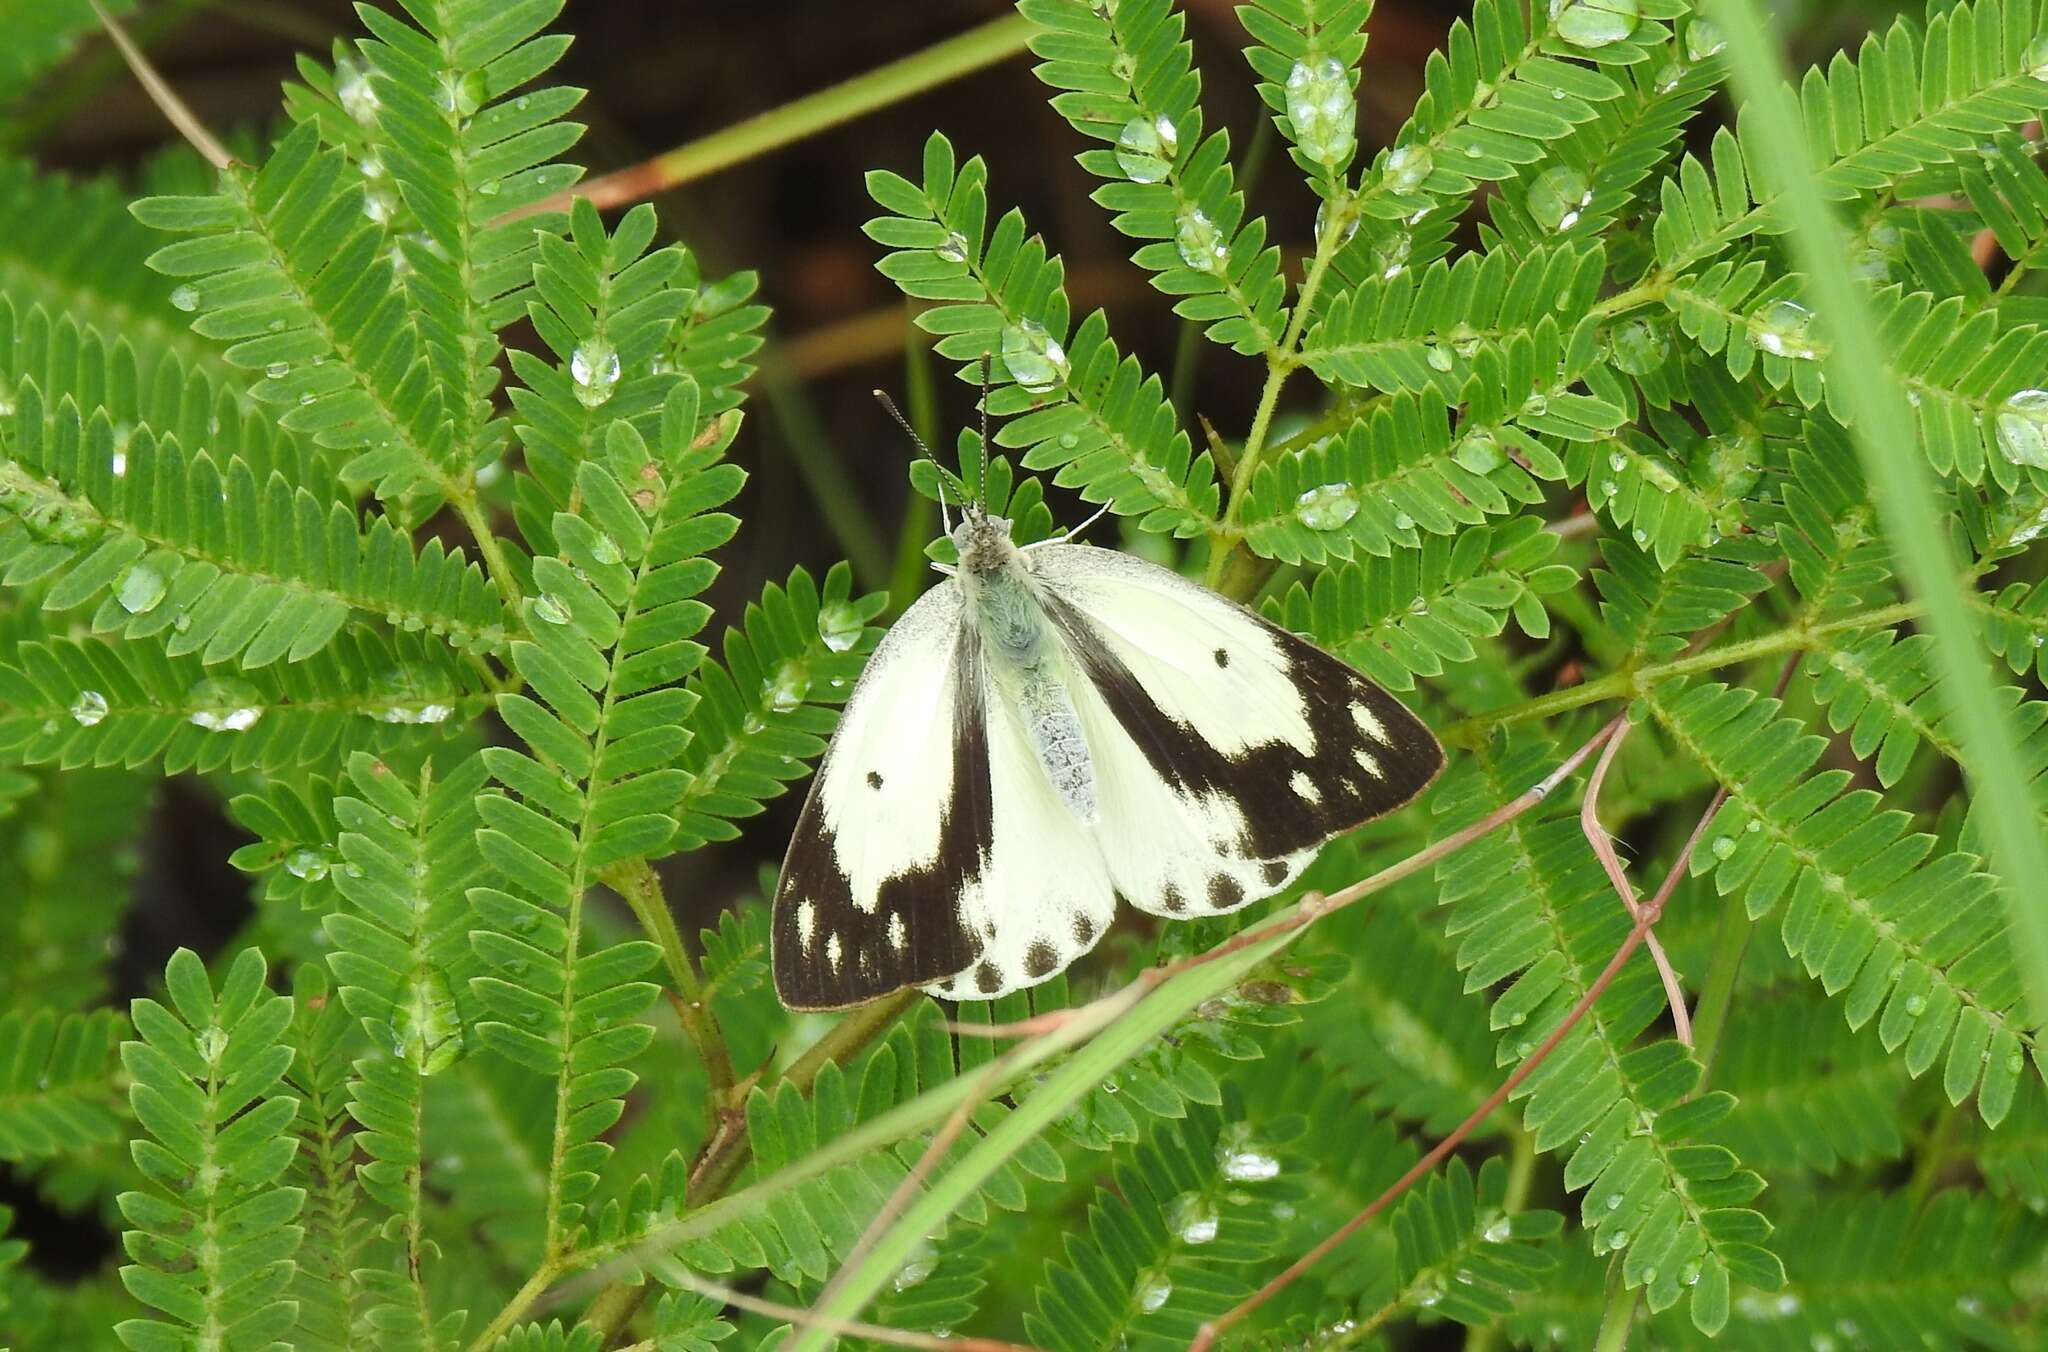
[771,461,1443,1011]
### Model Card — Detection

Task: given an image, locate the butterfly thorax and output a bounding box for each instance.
[953,515,1100,824]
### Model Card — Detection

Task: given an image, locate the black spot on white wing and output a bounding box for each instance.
[1043,593,1444,860]
[1073,915,1096,944]
[866,771,883,790]
[1260,860,1288,886]
[1207,875,1244,909]
[771,627,993,1011]
[1024,940,1059,978]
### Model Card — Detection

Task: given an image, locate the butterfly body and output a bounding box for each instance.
[772,505,1443,1010]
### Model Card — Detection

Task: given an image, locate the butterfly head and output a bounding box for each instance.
[951,508,1018,575]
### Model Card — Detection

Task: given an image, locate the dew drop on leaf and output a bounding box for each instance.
[1551,0,1638,50]
[1685,17,1726,60]
[817,601,863,653]
[116,563,168,614]
[937,229,969,264]
[1747,299,1821,360]
[1115,115,1173,183]
[1166,1191,1219,1244]
[1527,165,1592,232]
[1294,483,1360,531]
[1384,143,1433,193]
[763,661,809,712]
[891,1237,937,1292]
[1608,318,1669,374]
[187,677,264,732]
[1000,319,1069,393]
[1284,56,1356,166]
[285,848,330,881]
[1993,389,2048,468]
[1134,1268,1171,1313]
[532,594,571,625]
[68,690,107,727]
[169,285,200,313]
[1174,206,1229,274]
[570,340,622,409]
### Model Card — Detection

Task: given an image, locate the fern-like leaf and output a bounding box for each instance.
[1432,738,1780,1334]
[116,948,304,1352]
[865,132,1220,534]
[0,1007,124,1161]
[1022,0,1288,354]
[0,381,513,665]
[1654,680,2041,1127]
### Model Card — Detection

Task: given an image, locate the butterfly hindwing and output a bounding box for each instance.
[1032,543,1443,916]
[771,587,983,1010]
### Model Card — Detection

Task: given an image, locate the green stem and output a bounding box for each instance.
[576,15,1032,201]
[1207,193,1359,586]
[1592,1273,1637,1352]
[450,488,525,612]
[601,858,734,1102]
[465,1262,558,1352]
[1688,890,1754,1088]
[1443,603,1919,746]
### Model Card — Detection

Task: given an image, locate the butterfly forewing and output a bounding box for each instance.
[771,591,983,1010]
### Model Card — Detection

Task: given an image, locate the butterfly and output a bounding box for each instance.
[771,401,1444,1011]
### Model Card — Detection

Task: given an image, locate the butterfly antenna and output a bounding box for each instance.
[874,389,953,535]
[977,351,992,511]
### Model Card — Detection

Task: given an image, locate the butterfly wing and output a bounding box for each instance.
[1031,542,1443,917]
[772,582,983,1010]
[771,577,1117,1008]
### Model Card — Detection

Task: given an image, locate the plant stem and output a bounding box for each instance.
[531,14,1033,214]
[600,858,734,1101]
[1592,1270,1637,1352]
[1442,602,1919,745]
[1687,891,1753,1086]
[1207,193,1358,586]
[450,488,526,612]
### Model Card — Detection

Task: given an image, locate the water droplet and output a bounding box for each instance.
[110,450,127,477]
[1685,17,1727,61]
[438,69,486,118]
[1372,230,1411,280]
[1167,1191,1219,1244]
[1115,115,1173,183]
[1174,206,1230,274]
[532,593,571,625]
[570,340,622,410]
[187,677,264,732]
[1747,298,1822,360]
[1654,60,1687,94]
[1994,389,2048,468]
[1385,143,1433,193]
[1630,527,1648,545]
[264,361,289,379]
[1426,343,1454,373]
[2027,35,2048,81]
[169,284,200,313]
[1412,1271,1445,1308]
[1552,0,1639,50]
[1528,164,1592,232]
[363,187,396,223]
[1522,391,1550,417]
[891,1237,937,1292]
[1135,1268,1172,1312]
[1609,318,1669,375]
[69,690,107,727]
[1294,483,1360,531]
[1313,197,1358,246]
[1604,1194,1622,1210]
[817,601,864,653]
[337,60,379,123]
[1000,319,1069,393]
[937,229,969,264]
[1285,56,1356,167]
[1216,1122,1281,1181]
[196,1024,229,1065]
[285,848,330,881]
[1711,836,1735,859]
[475,178,500,196]
[1904,994,1927,1016]
[763,661,809,713]
[1392,511,1414,531]
[588,532,623,566]
[1608,1228,1629,1248]
[1454,431,1505,474]
[116,563,168,614]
